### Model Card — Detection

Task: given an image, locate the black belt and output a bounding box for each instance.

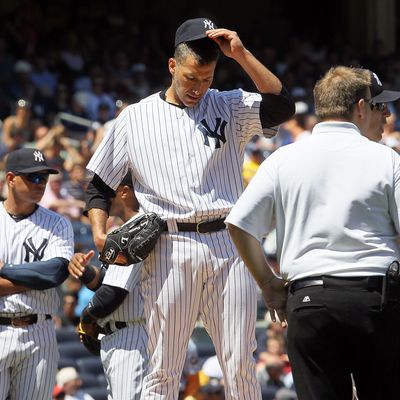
[103,321,127,335]
[163,218,226,233]
[0,314,51,327]
[290,275,383,293]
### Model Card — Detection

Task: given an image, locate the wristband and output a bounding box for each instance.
[80,265,97,285]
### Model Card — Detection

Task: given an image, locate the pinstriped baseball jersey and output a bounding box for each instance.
[97,262,144,325]
[87,88,262,220]
[0,203,74,315]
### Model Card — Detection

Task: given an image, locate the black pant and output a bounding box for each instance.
[286,276,400,400]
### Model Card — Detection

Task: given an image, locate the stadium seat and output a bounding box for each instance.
[191,326,216,358]
[58,356,77,369]
[78,372,100,388]
[58,341,93,360]
[83,386,109,400]
[76,356,105,376]
[56,326,80,343]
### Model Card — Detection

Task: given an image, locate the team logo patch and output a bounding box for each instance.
[198,118,227,149]
[23,238,48,262]
[33,150,45,162]
[203,19,214,30]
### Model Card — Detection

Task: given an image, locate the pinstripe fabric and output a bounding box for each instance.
[87,88,263,400]
[0,203,73,400]
[101,325,148,400]
[98,263,147,399]
[0,203,74,315]
[0,320,58,400]
[87,89,262,221]
[98,263,144,325]
[140,230,261,400]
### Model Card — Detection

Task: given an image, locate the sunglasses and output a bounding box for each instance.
[22,173,50,184]
[358,98,387,112]
[369,102,387,112]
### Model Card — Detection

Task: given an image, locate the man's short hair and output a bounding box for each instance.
[314,66,371,120]
[174,38,219,66]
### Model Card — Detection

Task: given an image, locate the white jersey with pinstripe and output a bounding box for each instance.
[87,88,263,400]
[98,262,147,400]
[0,202,74,400]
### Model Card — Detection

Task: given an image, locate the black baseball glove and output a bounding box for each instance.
[99,212,166,266]
[77,321,102,356]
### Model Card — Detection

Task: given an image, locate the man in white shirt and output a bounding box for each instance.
[226,66,400,400]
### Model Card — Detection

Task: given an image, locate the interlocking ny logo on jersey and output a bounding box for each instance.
[33,150,44,162]
[198,118,227,149]
[23,238,48,262]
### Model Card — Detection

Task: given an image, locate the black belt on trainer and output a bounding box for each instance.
[104,321,127,335]
[163,218,226,234]
[0,314,51,327]
[290,275,383,293]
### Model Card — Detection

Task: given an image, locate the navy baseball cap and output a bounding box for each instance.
[175,18,217,47]
[370,71,400,104]
[5,148,59,174]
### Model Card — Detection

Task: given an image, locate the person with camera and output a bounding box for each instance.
[227,66,400,400]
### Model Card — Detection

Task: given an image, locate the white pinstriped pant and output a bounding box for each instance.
[101,324,149,400]
[140,230,262,400]
[0,319,58,400]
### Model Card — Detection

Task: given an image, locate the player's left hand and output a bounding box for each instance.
[261,277,288,327]
[206,28,245,59]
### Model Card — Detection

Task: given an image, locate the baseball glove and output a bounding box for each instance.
[99,212,166,266]
[77,321,102,356]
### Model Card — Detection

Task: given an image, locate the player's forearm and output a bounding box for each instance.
[234,49,282,94]
[88,208,109,251]
[0,277,30,296]
[227,223,276,287]
[0,258,69,290]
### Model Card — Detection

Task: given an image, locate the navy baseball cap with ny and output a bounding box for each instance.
[370,71,400,104]
[6,148,59,174]
[175,18,217,47]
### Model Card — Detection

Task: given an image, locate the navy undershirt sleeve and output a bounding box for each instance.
[0,257,69,289]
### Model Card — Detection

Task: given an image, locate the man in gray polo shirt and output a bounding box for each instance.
[226,66,400,400]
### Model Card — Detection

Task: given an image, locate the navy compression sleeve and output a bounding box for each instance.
[259,86,295,128]
[0,257,69,289]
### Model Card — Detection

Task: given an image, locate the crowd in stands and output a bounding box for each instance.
[0,1,399,399]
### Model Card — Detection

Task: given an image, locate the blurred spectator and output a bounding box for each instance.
[274,388,297,400]
[53,367,94,400]
[62,163,87,202]
[85,76,115,122]
[242,139,266,187]
[1,98,32,154]
[280,101,312,143]
[39,173,85,219]
[5,60,35,102]
[179,339,202,399]
[54,291,80,329]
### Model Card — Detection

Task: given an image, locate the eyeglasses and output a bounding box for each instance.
[22,173,49,184]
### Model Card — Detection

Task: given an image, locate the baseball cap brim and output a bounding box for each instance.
[370,90,400,104]
[15,166,59,174]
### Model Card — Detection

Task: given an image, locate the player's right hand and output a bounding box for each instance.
[261,277,288,327]
[68,250,95,279]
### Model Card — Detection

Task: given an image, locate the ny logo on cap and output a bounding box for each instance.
[372,72,382,87]
[203,19,214,30]
[33,150,44,162]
